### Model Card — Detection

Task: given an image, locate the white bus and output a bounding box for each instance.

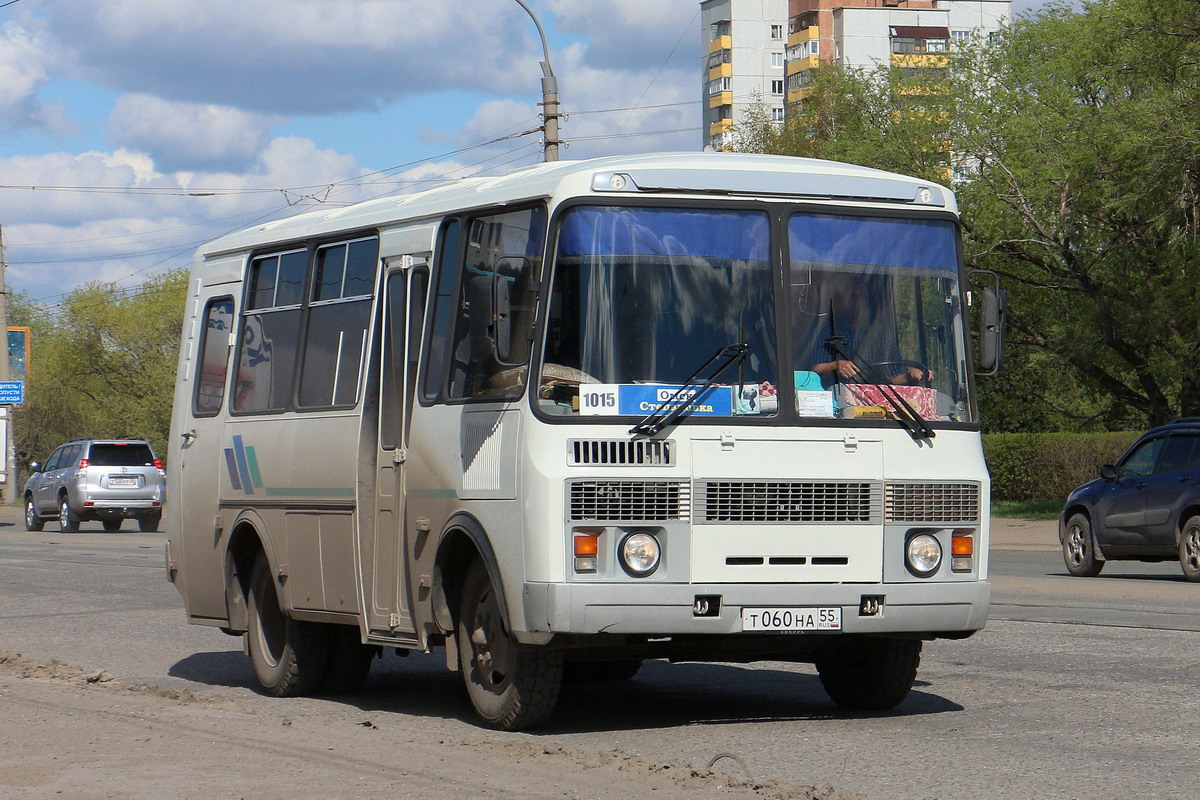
[166,152,1004,730]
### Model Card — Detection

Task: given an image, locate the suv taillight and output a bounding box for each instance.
[154,458,164,470]
[79,458,89,469]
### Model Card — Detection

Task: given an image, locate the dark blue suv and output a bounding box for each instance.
[1060,418,1200,581]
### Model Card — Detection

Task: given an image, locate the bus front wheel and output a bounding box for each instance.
[457,560,562,730]
[814,635,921,711]
[246,551,330,697]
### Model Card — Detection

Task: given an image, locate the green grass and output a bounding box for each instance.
[990,499,1062,519]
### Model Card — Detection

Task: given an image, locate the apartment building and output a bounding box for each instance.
[701,0,1011,149]
[787,1,1010,109]
[701,0,789,150]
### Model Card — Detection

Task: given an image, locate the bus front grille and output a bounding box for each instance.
[568,439,675,466]
[884,481,981,523]
[567,480,690,522]
[694,481,882,524]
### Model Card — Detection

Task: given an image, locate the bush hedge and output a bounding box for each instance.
[983,431,1140,503]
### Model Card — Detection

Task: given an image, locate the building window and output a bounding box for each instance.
[708,76,732,95]
[770,24,783,39]
[771,79,784,95]
[771,52,784,68]
[707,48,732,69]
[771,107,785,122]
[711,20,731,39]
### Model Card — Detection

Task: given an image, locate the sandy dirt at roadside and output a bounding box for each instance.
[0,650,878,800]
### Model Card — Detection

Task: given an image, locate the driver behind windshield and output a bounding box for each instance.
[795,271,927,388]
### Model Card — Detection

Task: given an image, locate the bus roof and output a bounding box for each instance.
[198,151,956,260]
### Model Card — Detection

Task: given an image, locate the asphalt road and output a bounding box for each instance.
[2,511,1198,799]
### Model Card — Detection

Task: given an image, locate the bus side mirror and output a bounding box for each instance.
[970,270,1006,376]
[492,256,531,364]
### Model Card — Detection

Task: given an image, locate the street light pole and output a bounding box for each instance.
[512,0,561,162]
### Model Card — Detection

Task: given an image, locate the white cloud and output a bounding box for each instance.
[0,138,369,302]
[547,0,700,68]
[106,94,280,171]
[0,21,76,135]
[48,0,550,114]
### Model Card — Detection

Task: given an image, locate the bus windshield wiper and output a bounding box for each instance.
[825,333,935,442]
[824,302,933,442]
[630,343,749,437]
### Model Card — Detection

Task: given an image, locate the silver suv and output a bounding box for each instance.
[24,438,166,532]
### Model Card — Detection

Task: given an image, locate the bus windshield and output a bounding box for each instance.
[537,204,973,425]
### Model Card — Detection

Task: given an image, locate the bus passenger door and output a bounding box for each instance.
[176,291,236,621]
[367,263,428,636]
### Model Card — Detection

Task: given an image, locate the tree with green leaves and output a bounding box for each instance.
[12,269,188,472]
[739,0,1200,430]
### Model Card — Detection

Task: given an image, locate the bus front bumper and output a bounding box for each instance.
[521,580,991,638]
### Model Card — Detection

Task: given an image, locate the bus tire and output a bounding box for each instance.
[458,560,562,730]
[815,635,921,711]
[246,552,330,697]
[318,625,378,695]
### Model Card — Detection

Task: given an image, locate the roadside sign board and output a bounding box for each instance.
[0,381,24,404]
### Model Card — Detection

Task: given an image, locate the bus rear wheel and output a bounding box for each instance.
[246,551,330,697]
[457,560,562,730]
[814,635,921,711]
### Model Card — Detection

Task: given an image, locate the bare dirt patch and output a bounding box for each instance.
[0,649,878,800]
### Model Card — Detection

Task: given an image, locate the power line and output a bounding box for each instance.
[601,6,701,155]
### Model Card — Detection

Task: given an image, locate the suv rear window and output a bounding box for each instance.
[89,444,156,467]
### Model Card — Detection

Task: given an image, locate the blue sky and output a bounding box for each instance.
[0,0,1042,306]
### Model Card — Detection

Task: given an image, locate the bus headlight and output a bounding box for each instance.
[619,531,661,577]
[905,533,942,577]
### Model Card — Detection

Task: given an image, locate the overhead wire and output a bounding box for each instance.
[600,6,701,155]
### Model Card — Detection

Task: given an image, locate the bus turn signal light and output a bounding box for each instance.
[952,530,974,571]
[574,533,599,573]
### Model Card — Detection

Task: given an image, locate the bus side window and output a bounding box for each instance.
[297,238,378,408]
[193,297,235,416]
[234,250,306,413]
[447,205,545,400]
[423,220,462,403]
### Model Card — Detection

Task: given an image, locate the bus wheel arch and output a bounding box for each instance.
[224,514,275,633]
[432,515,508,637]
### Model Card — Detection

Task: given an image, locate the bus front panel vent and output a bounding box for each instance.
[883,481,981,524]
[568,439,675,466]
[567,480,690,522]
[694,480,882,524]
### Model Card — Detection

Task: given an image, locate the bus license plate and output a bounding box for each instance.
[108,476,138,487]
[741,607,841,632]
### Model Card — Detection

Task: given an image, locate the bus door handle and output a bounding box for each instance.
[181,429,196,446]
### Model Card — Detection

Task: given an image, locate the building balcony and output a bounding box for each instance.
[787,86,814,103]
[787,26,818,47]
[709,118,734,137]
[709,62,733,81]
[787,54,820,74]
[708,91,733,109]
[891,53,950,69]
[709,35,732,53]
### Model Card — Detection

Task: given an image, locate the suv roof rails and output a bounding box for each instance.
[1171,417,1200,424]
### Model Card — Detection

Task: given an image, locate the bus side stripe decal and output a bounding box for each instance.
[245,445,264,489]
[231,435,255,496]
[223,448,243,492]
